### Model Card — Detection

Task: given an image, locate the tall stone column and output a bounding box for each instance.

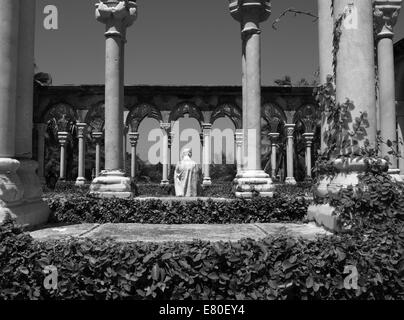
[90,0,137,198]
[229,0,273,197]
[75,123,87,185]
[328,0,378,195]
[268,132,279,179]
[57,132,69,181]
[317,0,334,152]
[129,132,139,179]
[0,0,24,222]
[241,26,247,174]
[235,129,244,174]
[374,0,402,177]
[168,134,173,178]
[202,123,212,186]
[303,132,314,180]
[284,124,296,185]
[160,123,170,186]
[35,123,47,182]
[92,131,103,177]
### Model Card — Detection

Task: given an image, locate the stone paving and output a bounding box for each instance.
[30,222,332,243]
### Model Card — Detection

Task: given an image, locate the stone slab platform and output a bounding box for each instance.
[30,222,331,243]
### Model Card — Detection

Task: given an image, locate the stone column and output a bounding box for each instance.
[202,123,212,186]
[303,132,314,180]
[168,133,172,178]
[92,131,103,177]
[57,132,69,181]
[91,1,137,197]
[374,0,402,177]
[284,124,296,185]
[235,129,244,174]
[200,133,205,176]
[268,132,279,179]
[160,123,171,186]
[229,0,273,197]
[318,0,334,152]
[75,123,87,185]
[0,0,24,220]
[129,132,139,179]
[35,123,47,182]
[327,0,378,195]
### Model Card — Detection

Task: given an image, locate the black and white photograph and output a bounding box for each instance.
[0,0,403,314]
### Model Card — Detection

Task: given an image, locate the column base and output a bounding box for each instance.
[234,170,274,198]
[0,158,24,206]
[17,159,44,202]
[89,170,136,199]
[285,177,297,185]
[202,178,212,186]
[75,177,87,186]
[0,199,50,229]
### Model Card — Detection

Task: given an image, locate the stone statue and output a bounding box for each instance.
[174,148,199,197]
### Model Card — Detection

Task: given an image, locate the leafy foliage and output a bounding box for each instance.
[0,215,402,300]
[46,194,309,225]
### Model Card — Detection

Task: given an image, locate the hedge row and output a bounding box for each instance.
[46,195,309,225]
[0,217,402,300]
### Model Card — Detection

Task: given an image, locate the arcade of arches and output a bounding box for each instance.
[0,0,403,227]
[35,85,320,187]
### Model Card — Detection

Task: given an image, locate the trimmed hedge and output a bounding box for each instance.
[46,195,309,225]
[0,217,403,300]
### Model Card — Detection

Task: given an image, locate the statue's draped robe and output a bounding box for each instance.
[174,156,198,197]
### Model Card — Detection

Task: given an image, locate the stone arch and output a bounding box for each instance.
[85,101,105,134]
[169,101,204,125]
[41,102,78,125]
[126,103,163,132]
[211,103,242,129]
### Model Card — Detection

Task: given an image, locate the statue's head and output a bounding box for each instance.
[181,148,192,159]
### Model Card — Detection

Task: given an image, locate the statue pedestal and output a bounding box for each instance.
[90,170,135,198]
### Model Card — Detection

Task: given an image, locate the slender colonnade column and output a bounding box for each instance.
[57,131,68,181]
[229,0,273,197]
[303,132,314,180]
[374,0,402,178]
[76,123,87,185]
[235,129,244,174]
[284,124,296,185]
[160,123,170,186]
[129,132,139,179]
[268,132,279,179]
[202,123,212,186]
[92,131,103,177]
[90,0,137,197]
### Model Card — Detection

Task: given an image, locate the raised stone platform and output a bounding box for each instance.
[30,222,332,243]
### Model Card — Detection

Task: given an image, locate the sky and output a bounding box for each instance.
[35,0,404,86]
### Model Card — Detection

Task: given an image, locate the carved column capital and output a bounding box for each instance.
[160,122,171,133]
[202,123,212,134]
[374,0,402,38]
[76,123,87,139]
[229,0,271,24]
[284,124,295,138]
[268,132,280,143]
[92,131,104,143]
[303,132,315,146]
[96,0,138,37]
[128,132,139,147]
[57,132,69,147]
